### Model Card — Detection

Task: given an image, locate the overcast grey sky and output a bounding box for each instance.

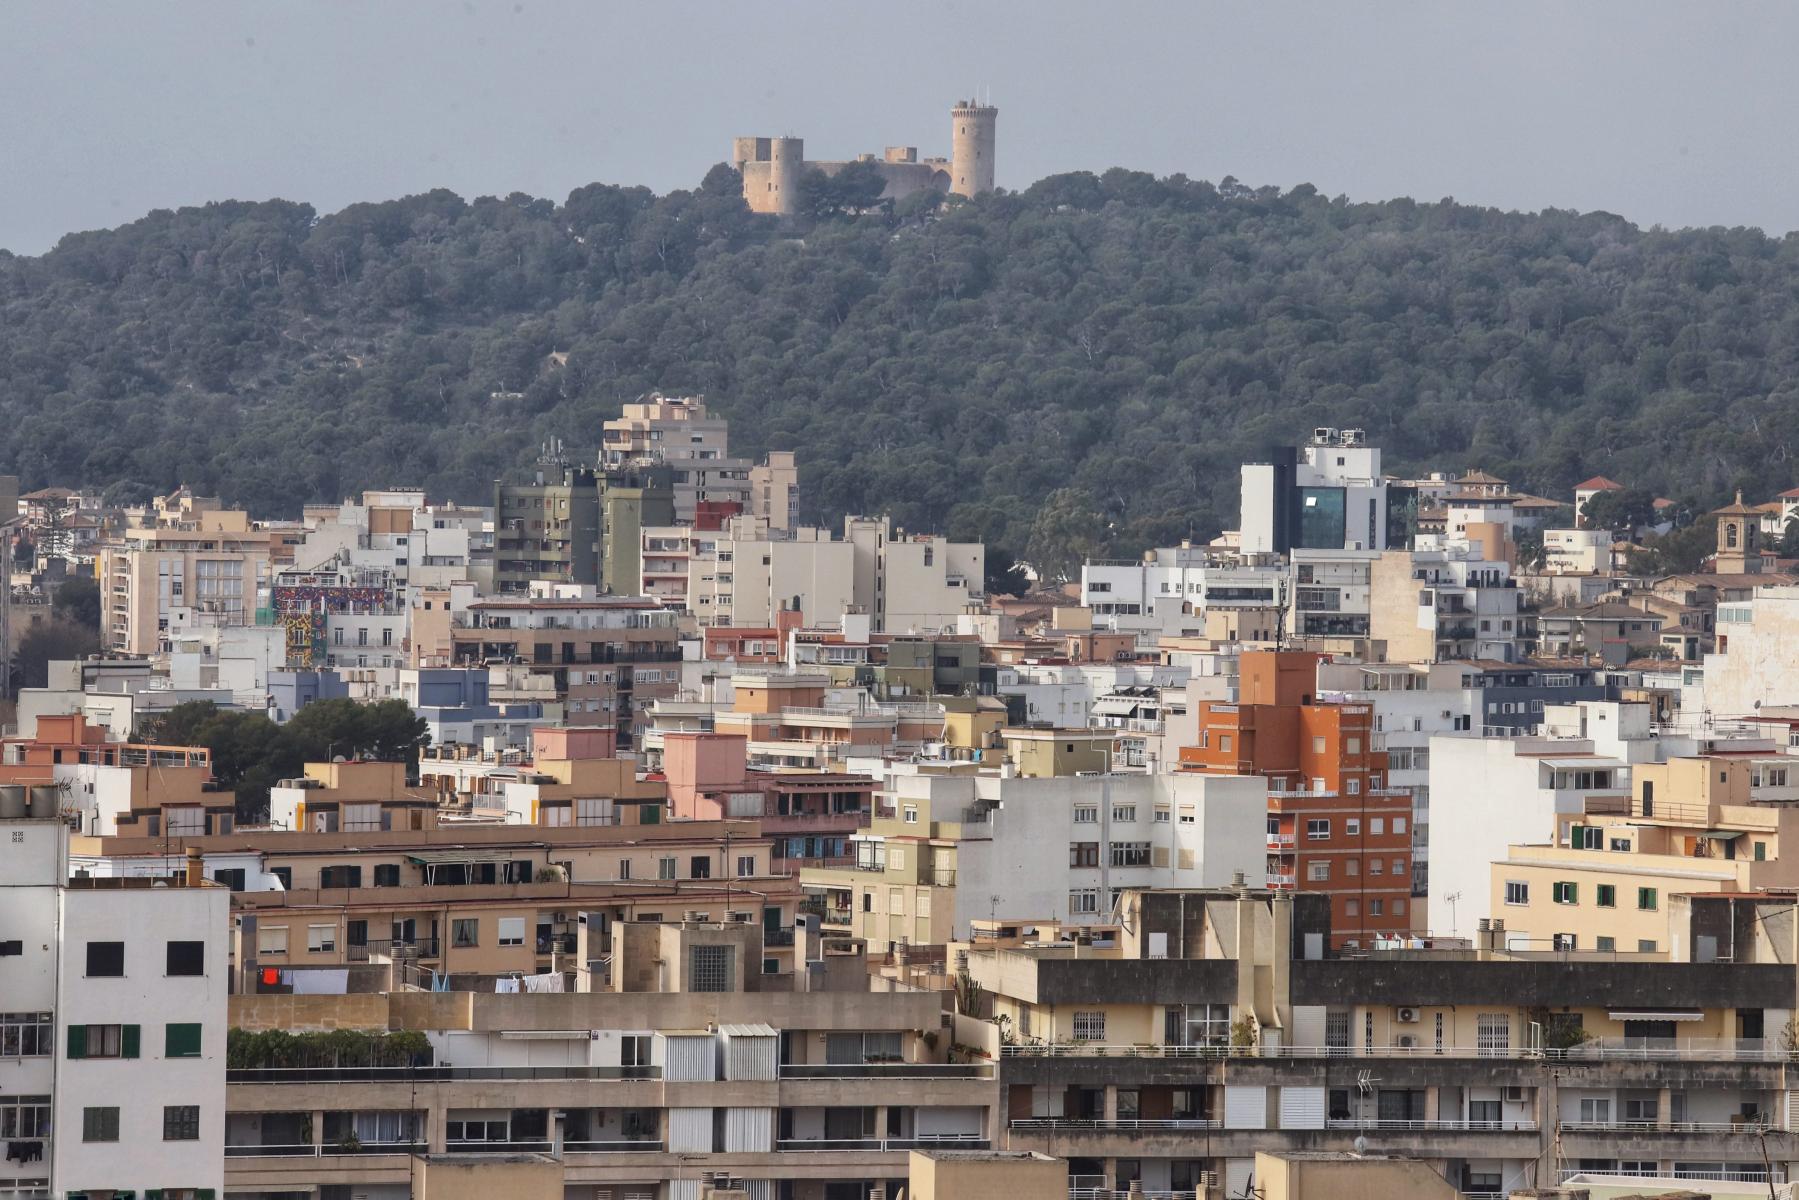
[4,2,1795,255]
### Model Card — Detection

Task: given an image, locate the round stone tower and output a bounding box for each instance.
[950,100,998,198]
[769,135,804,217]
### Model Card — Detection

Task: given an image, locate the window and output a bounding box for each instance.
[1370,818,1385,835]
[1391,857,1406,876]
[1346,778,1361,796]
[1369,899,1384,916]
[258,927,289,955]
[1596,936,1616,952]
[1073,1012,1107,1041]
[0,1012,52,1057]
[1393,898,1406,915]
[307,924,336,953]
[1345,899,1360,916]
[1637,939,1658,953]
[166,1022,202,1058]
[0,1095,49,1139]
[1306,819,1330,841]
[1552,933,1577,950]
[1112,805,1137,823]
[1073,806,1098,824]
[1346,859,1359,876]
[690,944,732,992]
[1552,882,1578,905]
[1504,880,1529,906]
[1392,817,1406,835]
[690,855,712,879]
[68,1023,133,1059]
[1069,888,1099,914]
[1154,807,1171,823]
[1368,858,1383,875]
[1345,819,1361,836]
[164,1104,200,1141]
[497,917,526,947]
[374,863,400,887]
[737,854,756,876]
[1596,884,1616,908]
[1637,887,1658,911]
[1110,841,1150,867]
[83,1106,120,1142]
[1070,842,1099,868]
[1307,861,1330,882]
[452,919,479,948]
[86,941,124,977]
[166,940,205,976]
[658,857,677,880]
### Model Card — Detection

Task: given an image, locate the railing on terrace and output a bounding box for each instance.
[778,1062,991,1079]
[345,937,441,962]
[1559,1168,1773,1184]
[446,1139,552,1154]
[563,1139,664,1153]
[1011,1118,1221,1132]
[1000,1039,1792,1062]
[1561,1119,1775,1134]
[762,928,796,947]
[227,1064,659,1083]
[1068,1189,1190,1200]
[1326,1118,1537,1132]
[774,1135,988,1152]
[224,1141,428,1157]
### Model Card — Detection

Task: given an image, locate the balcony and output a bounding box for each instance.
[763,927,796,947]
[225,1141,428,1157]
[346,937,440,962]
[563,1138,665,1153]
[1327,1118,1537,1132]
[999,1039,1788,1062]
[1011,1118,1220,1133]
[1266,832,1295,849]
[1561,1119,1775,1134]
[1267,872,1297,887]
[776,1135,990,1152]
[227,1064,660,1084]
[778,1063,992,1079]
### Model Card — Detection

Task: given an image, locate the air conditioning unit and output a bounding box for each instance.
[1504,1086,1526,1102]
[1397,1034,1418,1049]
[1197,1172,1220,1188]
[1395,1007,1421,1024]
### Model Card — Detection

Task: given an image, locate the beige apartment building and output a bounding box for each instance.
[99,510,289,654]
[1490,754,1799,954]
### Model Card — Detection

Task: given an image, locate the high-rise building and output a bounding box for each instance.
[1240,428,1415,556]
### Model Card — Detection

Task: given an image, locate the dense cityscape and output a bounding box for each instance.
[5,379,1799,1200]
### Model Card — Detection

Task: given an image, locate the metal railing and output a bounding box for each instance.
[778,1063,991,1079]
[228,1064,659,1083]
[1000,1040,1794,1063]
[775,1135,988,1152]
[224,1141,427,1157]
[445,1139,552,1154]
[1327,1118,1537,1132]
[1559,1167,1772,1184]
[1011,1118,1221,1132]
[563,1138,664,1153]
[1561,1119,1775,1134]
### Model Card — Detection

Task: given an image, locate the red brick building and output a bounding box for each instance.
[1179,649,1412,944]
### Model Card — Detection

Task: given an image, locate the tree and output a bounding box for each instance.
[983,548,1031,597]
[285,697,430,771]
[10,618,100,691]
[1581,488,1658,540]
[51,574,102,630]
[1026,488,1109,584]
[1627,519,1716,577]
[1779,518,1799,559]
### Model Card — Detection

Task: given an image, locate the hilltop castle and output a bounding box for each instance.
[733,98,997,216]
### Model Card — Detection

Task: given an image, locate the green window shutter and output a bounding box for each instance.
[166,1022,202,1058]
[121,1024,141,1058]
[198,1191,216,1200]
[145,1191,163,1200]
[1569,824,1585,846]
[67,1024,86,1059]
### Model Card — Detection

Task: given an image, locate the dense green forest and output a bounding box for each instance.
[5,165,1799,572]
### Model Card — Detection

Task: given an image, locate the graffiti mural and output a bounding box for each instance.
[271,584,393,667]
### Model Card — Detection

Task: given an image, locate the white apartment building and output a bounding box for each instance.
[1080,546,1284,641]
[867,766,1266,937]
[1288,549,1377,641]
[1240,428,1398,555]
[1704,587,1799,719]
[1427,702,1662,941]
[1542,527,1616,575]
[683,521,856,629]
[1374,548,1528,663]
[844,516,983,634]
[1,814,230,1199]
[297,489,487,599]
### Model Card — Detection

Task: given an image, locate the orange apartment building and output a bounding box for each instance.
[1179,649,1413,944]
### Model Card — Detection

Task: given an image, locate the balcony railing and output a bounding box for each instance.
[1266,832,1295,848]
[1327,1118,1537,1132]
[1559,1168,1771,1184]
[563,1138,665,1152]
[446,1139,552,1154]
[763,928,796,947]
[778,1063,992,1079]
[1561,1119,1774,1134]
[346,937,440,962]
[1011,1118,1220,1132]
[775,1135,989,1152]
[225,1141,428,1157]
[1001,1039,1793,1062]
[228,1064,659,1084]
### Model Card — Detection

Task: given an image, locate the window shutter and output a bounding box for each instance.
[197,1191,216,1200]
[67,1024,86,1059]
[1569,824,1585,846]
[145,1191,163,1200]
[121,1024,141,1058]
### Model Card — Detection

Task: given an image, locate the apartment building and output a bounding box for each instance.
[1490,753,1799,955]
[296,488,488,596]
[711,669,943,771]
[99,509,284,654]
[1239,429,1414,556]
[1286,549,1377,648]
[602,394,753,524]
[1,813,231,1200]
[410,586,682,750]
[265,558,407,669]
[843,516,983,634]
[492,462,602,595]
[748,449,800,531]
[416,728,654,821]
[681,520,856,629]
[971,886,1799,1198]
[1179,650,1411,942]
[1079,545,1284,641]
[1369,548,1529,663]
[219,921,994,1200]
[801,763,1264,947]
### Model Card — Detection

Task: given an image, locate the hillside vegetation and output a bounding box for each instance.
[4,166,1799,572]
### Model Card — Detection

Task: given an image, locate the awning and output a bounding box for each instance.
[406,849,521,866]
[1539,757,1628,770]
[1092,697,1145,716]
[718,1023,779,1038]
[499,1029,591,1040]
[1607,1010,1704,1022]
[1699,830,1745,840]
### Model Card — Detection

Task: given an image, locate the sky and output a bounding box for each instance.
[4,2,1798,255]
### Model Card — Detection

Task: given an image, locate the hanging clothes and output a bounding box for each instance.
[494,976,521,994]
[291,969,348,995]
[521,971,565,994]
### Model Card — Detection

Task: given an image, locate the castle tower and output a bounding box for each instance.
[1712,491,1764,575]
[950,99,997,198]
[768,135,804,217]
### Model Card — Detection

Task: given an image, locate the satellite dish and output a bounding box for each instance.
[1353,1135,1369,1156]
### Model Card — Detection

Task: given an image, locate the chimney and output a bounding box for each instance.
[185,846,204,888]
